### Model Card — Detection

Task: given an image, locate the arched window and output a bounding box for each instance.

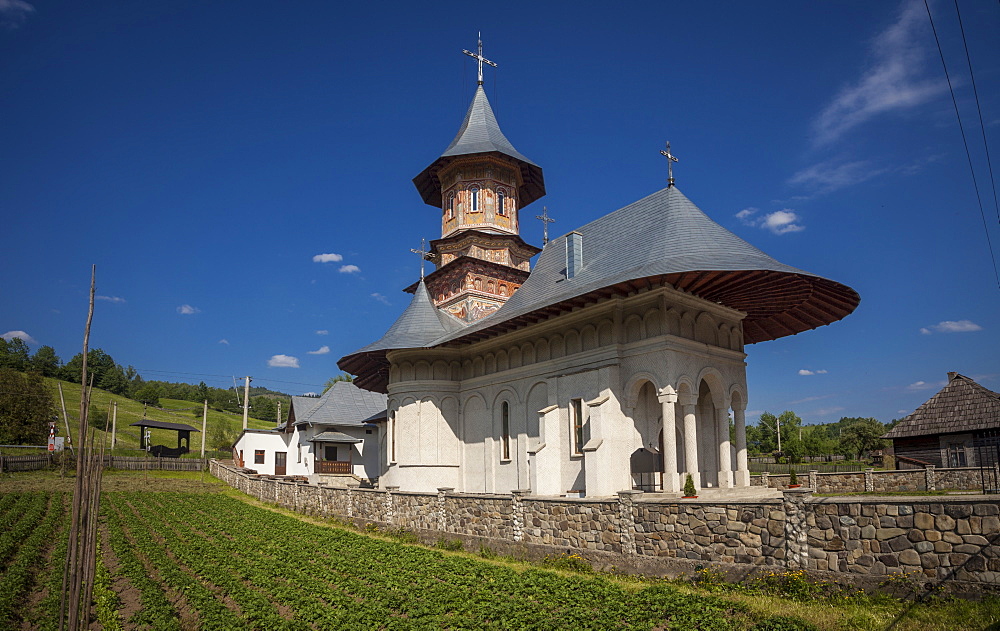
[501,402,510,460]
[497,190,506,216]
[470,186,480,212]
[447,192,455,219]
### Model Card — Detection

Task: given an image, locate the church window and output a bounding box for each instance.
[470,186,480,211]
[447,192,455,219]
[501,402,511,460]
[571,399,585,456]
[254,450,265,464]
[390,410,396,463]
[497,190,506,215]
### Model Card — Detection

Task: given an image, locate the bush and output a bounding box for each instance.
[683,473,697,497]
[435,538,464,551]
[542,552,593,573]
[788,469,798,485]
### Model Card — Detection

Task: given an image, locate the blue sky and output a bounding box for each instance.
[2,0,998,424]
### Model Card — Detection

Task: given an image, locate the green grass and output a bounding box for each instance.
[27,378,276,455]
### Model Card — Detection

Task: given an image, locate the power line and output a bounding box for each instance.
[952,0,1000,226]
[923,0,1000,289]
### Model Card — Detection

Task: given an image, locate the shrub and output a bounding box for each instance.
[435,537,464,551]
[543,552,593,573]
[683,473,697,497]
[788,469,798,485]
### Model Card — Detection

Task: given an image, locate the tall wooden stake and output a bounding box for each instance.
[201,399,208,457]
[110,401,118,452]
[58,383,74,455]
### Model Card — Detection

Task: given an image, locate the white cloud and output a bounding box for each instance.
[798,369,828,376]
[737,208,805,235]
[177,304,201,315]
[789,394,833,405]
[897,409,910,415]
[812,0,945,145]
[920,320,983,334]
[339,264,360,274]
[0,0,34,29]
[267,354,300,368]
[218,339,229,345]
[302,391,319,397]
[307,345,330,355]
[1,330,36,344]
[906,380,946,391]
[371,292,390,305]
[788,159,886,195]
[315,330,329,335]
[813,406,845,417]
[96,295,126,304]
[312,253,343,263]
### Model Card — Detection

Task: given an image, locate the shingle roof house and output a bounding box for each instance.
[338,52,859,497]
[884,372,1000,468]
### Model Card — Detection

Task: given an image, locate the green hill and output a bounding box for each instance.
[40,377,279,458]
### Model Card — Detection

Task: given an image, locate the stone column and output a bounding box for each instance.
[511,489,529,542]
[782,488,812,569]
[808,470,819,491]
[864,469,874,493]
[617,490,642,555]
[680,394,700,489]
[657,387,679,492]
[761,471,769,488]
[924,465,936,492]
[716,406,733,488]
[437,487,453,532]
[384,486,398,524]
[733,406,750,487]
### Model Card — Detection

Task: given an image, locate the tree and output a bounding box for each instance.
[132,382,161,407]
[207,420,240,451]
[61,348,117,386]
[0,368,56,444]
[250,396,276,423]
[29,345,61,377]
[754,410,804,463]
[840,418,888,461]
[0,337,31,372]
[323,373,354,393]
[98,364,130,396]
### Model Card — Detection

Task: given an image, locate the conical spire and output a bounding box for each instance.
[413,86,545,208]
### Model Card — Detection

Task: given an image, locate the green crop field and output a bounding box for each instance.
[0,471,996,630]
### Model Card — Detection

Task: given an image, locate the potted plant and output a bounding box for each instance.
[787,468,800,488]
[682,473,698,498]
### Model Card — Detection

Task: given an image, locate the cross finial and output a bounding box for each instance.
[659,141,679,187]
[536,206,555,245]
[462,32,497,86]
[410,238,432,279]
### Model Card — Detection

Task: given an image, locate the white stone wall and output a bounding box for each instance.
[384,285,751,496]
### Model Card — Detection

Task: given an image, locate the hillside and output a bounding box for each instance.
[43,377,279,456]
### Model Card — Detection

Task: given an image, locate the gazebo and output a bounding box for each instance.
[130,419,200,458]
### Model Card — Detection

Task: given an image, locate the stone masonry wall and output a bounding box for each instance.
[210,460,999,586]
[753,466,984,494]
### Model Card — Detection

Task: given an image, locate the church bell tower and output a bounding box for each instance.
[410,37,545,322]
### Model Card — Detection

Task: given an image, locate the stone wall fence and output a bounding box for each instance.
[753,465,990,494]
[209,460,1000,589]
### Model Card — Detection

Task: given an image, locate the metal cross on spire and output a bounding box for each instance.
[462,32,497,86]
[536,206,555,245]
[410,238,432,279]
[659,141,679,187]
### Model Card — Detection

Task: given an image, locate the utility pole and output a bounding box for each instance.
[110,401,117,451]
[201,399,208,457]
[242,376,252,430]
[276,400,282,428]
[776,415,782,453]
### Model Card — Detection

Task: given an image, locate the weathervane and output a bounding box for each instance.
[536,206,555,245]
[462,32,497,86]
[410,238,432,279]
[659,141,679,187]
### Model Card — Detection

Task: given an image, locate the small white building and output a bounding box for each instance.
[232,382,386,485]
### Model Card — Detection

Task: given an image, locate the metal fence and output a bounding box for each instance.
[975,431,1000,494]
[748,461,866,474]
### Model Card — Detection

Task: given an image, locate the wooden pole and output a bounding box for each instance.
[201,399,208,457]
[58,383,74,455]
[242,376,251,430]
[110,401,117,452]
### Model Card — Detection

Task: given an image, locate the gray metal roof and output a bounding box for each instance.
[431,185,859,347]
[413,86,545,208]
[441,85,537,165]
[884,373,1000,439]
[293,381,387,427]
[338,280,466,391]
[310,431,363,444]
[129,420,200,432]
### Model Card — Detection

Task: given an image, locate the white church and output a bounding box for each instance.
[336,42,860,498]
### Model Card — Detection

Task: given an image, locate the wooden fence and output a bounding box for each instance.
[0,454,207,473]
[0,454,52,472]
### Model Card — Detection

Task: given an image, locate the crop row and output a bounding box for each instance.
[106,492,749,630]
[0,492,67,627]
